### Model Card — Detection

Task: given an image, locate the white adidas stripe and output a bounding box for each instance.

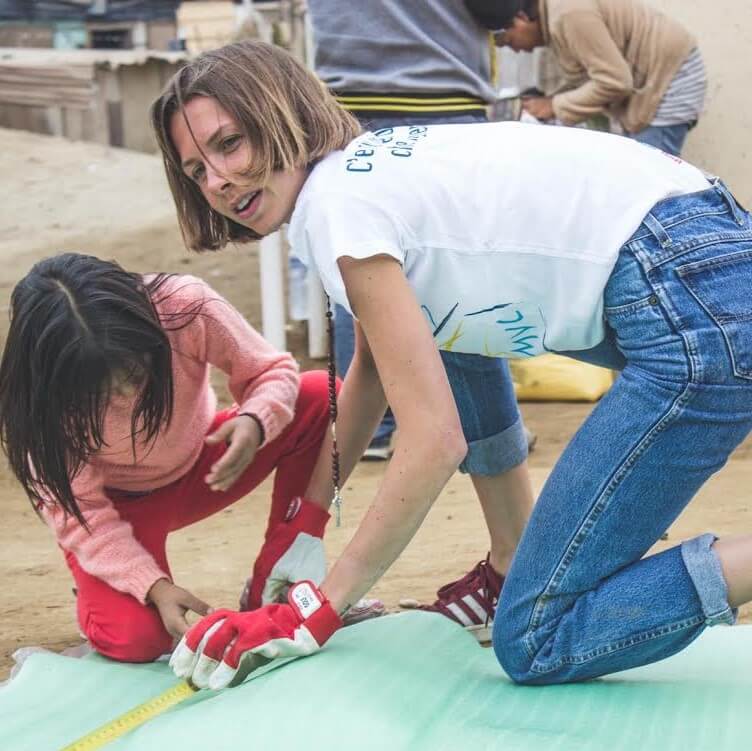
[462,593,490,622]
[446,602,474,627]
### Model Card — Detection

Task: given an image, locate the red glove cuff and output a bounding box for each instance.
[284,496,330,538]
[288,581,342,646]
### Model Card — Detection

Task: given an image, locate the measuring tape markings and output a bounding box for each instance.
[59,680,197,751]
[59,650,300,749]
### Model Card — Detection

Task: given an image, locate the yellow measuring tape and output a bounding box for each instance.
[59,680,197,751]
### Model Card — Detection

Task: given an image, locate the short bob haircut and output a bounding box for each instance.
[151,40,361,252]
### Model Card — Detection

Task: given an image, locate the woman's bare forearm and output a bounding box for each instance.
[319,255,468,612]
[322,420,466,613]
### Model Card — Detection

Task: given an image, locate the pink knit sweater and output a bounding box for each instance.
[41,275,300,604]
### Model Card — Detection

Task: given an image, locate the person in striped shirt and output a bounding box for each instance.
[466,0,706,156]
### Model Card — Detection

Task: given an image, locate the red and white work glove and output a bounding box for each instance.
[240,496,329,611]
[170,580,342,690]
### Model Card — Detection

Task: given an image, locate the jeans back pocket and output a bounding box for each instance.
[677,249,752,380]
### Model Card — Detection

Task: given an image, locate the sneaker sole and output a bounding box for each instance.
[399,599,492,643]
[342,598,386,626]
[467,622,492,644]
[361,448,393,461]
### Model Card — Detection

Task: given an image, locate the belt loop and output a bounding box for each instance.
[642,212,672,249]
[713,177,746,226]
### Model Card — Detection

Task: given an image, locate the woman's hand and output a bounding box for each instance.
[204,414,263,492]
[147,578,213,638]
[171,581,342,689]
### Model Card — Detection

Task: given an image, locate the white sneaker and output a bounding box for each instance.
[362,436,393,461]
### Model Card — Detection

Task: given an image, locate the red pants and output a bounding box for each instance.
[65,370,332,662]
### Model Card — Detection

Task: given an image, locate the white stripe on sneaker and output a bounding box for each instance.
[462,593,489,622]
[446,602,474,626]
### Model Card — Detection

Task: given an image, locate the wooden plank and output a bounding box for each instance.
[176,0,237,53]
[63,107,85,142]
[45,107,64,137]
[119,61,163,152]
[98,65,121,103]
[107,100,124,148]
[0,26,54,48]
[0,104,26,130]
[147,20,178,51]
[0,62,96,109]
[27,106,52,136]
[99,66,124,147]
[0,91,94,108]
[158,59,183,89]
[89,68,112,145]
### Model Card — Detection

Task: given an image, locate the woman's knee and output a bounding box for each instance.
[492,614,540,685]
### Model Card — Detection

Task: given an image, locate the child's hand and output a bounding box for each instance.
[204,414,263,492]
[147,578,213,638]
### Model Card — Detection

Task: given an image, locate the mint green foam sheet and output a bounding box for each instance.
[1,613,748,751]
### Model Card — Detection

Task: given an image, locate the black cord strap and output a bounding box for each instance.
[325,296,342,526]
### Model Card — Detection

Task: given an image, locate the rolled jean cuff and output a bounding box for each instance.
[681,533,737,627]
[459,416,528,476]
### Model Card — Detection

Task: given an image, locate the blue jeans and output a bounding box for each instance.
[335,111,527,474]
[630,122,693,157]
[494,179,752,683]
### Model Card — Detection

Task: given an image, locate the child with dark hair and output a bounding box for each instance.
[0,252,342,663]
[152,41,752,692]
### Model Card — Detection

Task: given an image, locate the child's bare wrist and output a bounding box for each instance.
[238,412,265,444]
[146,577,171,604]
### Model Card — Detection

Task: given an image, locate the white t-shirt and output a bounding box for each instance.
[288,122,710,358]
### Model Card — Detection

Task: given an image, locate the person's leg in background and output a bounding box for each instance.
[334,111,535,460]
[408,352,535,638]
[334,303,395,459]
[630,122,692,157]
[446,353,533,578]
[629,46,705,159]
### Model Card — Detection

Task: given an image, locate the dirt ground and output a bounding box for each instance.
[0,128,750,679]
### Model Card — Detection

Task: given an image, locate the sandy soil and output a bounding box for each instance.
[0,128,750,678]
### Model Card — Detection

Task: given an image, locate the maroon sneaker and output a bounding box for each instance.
[402,555,504,642]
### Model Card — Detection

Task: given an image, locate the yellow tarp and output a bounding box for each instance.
[510,354,615,402]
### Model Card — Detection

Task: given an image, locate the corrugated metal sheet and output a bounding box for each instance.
[0,44,186,149]
[0,58,95,108]
[0,0,29,22]
[0,46,188,66]
[0,1,180,23]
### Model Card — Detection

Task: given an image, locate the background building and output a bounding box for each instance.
[653,0,751,206]
[0,1,180,50]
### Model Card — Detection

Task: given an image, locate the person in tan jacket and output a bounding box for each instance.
[464,0,706,155]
